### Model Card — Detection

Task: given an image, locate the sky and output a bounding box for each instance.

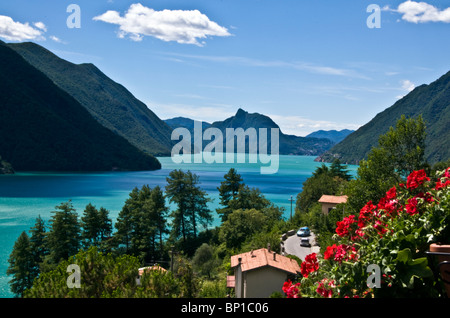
[0,0,449,136]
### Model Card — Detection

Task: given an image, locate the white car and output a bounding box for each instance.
[300,237,310,247]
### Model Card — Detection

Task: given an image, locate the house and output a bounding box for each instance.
[229,246,301,298]
[136,265,167,285]
[318,194,348,214]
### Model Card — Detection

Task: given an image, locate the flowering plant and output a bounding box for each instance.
[283,167,450,298]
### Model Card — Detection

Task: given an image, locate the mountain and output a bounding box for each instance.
[317,70,450,165]
[306,129,354,144]
[0,41,160,172]
[205,108,334,156]
[164,117,211,134]
[7,42,173,156]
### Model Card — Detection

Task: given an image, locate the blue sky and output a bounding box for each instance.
[1,0,449,136]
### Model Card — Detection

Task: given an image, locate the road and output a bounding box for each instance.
[283,231,320,261]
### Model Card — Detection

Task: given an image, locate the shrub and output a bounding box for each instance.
[283,167,450,298]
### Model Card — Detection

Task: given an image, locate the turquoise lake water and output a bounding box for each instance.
[0,155,357,298]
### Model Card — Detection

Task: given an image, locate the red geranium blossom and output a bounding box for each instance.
[316,278,335,298]
[405,196,419,215]
[334,244,358,263]
[336,215,357,238]
[282,280,301,298]
[406,169,429,190]
[324,244,337,260]
[301,253,319,278]
[435,168,450,190]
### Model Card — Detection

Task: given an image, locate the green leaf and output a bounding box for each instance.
[396,248,412,264]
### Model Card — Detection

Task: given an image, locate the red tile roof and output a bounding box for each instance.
[138,266,167,276]
[227,275,235,288]
[318,195,348,204]
[230,248,300,275]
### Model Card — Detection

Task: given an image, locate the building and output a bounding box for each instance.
[318,194,348,214]
[229,246,301,298]
[136,265,167,285]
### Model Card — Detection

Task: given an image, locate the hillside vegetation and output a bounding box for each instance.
[318,70,450,164]
[8,42,174,156]
[0,41,160,172]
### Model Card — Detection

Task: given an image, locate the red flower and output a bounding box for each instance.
[316,278,335,298]
[336,215,357,238]
[301,253,319,278]
[444,167,450,179]
[406,169,429,190]
[435,179,450,190]
[283,280,301,298]
[435,167,450,190]
[417,191,434,203]
[357,201,376,229]
[386,186,397,200]
[324,244,337,260]
[405,197,419,215]
[334,244,358,263]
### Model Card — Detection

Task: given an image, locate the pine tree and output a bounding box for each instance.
[217,168,243,222]
[80,203,112,249]
[45,201,80,264]
[7,231,34,297]
[147,185,169,260]
[165,170,212,242]
[29,215,48,281]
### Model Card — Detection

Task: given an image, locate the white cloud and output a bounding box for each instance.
[49,35,65,44]
[33,22,47,32]
[146,101,236,124]
[162,52,368,78]
[269,114,361,137]
[396,79,416,99]
[393,1,450,23]
[0,15,45,41]
[400,79,415,92]
[93,3,231,46]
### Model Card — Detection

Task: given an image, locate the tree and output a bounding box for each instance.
[114,185,169,262]
[296,167,344,213]
[28,215,48,280]
[146,186,169,260]
[7,231,34,297]
[377,114,427,178]
[330,159,352,181]
[45,201,81,265]
[219,208,267,250]
[24,247,141,298]
[192,243,220,279]
[217,168,243,222]
[80,203,112,252]
[228,184,271,211]
[346,115,427,211]
[165,170,212,242]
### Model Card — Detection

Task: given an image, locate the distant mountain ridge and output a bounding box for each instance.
[306,129,354,144]
[8,42,173,156]
[166,109,336,156]
[0,40,160,172]
[317,70,450,164]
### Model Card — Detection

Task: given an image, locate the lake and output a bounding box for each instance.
[0,154,357,298]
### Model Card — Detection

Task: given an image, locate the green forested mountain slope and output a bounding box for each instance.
[317,70,450,165]
[0,41,160,172]
[8,42,173,156]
